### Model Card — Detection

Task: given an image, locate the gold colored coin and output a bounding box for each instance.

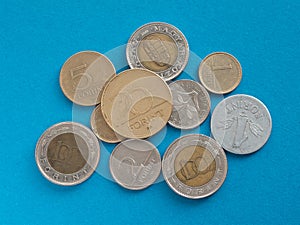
[90,104,125,143]
[60,51,116,106]
[198,52,242,94]
[174,145,216,187]
[101,68,173,139]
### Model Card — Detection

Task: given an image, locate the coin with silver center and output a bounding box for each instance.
[110,139,161,190]
[162,134,227,199]
[126,22,189,81]
[35,122,100,186]
[168,79,211,129]
[211,94,272,154]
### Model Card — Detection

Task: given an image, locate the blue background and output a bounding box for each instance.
[0,0,299,224]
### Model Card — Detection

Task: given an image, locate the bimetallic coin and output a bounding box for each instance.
[211,94,272,154]
[168,80,211,129]
[162,134,227,199]
[35,122,100,186]
[101,68,173,139]
[198,52,242,94]
[60,51,116,106]
[126,22,189,81]
[110,139,161,190]
[90,104,125,143]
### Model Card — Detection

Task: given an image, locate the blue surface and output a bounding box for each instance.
[0,0,299,224]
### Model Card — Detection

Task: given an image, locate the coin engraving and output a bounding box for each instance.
[60,51,116,106]
[127,22,189,81]
[110,139,161,190]
[35,122,100,186]
[168,80,210,129]
[211,94,272,154]
[162,134,227,199]
[199,52,242,94]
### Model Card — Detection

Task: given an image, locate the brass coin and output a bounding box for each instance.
[101,68,173,139]
[90,104,125,143]
[60,51,116,106]
[198,52,242,94]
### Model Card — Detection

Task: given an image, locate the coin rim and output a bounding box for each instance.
[168,79,211,129]
[100,68,173,139]
[126,21,189,81]
[162,134,227,199]
[109,139,161,190]
[59,50,116,106]
[198,52,242,94]
[211,94,272,154]
[90,104,125,143]
[35,121,100,186]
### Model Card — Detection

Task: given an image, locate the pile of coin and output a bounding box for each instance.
[35,22,272,199]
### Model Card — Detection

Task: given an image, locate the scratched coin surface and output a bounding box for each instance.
[101,68,173,139]
[60,51,116,106]
[90,104,125,143]
[198,52,242,94]
[162,134,227,199]
[211,94,272,154]
[168,80,211,129]
[109,139,161,190]
[35,122,100,186]
[126,22,189,81]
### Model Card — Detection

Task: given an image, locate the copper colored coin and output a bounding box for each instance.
[60,51,116,106]
[198,52,242,94]
[90,104,125,143]
[101,68,173,139]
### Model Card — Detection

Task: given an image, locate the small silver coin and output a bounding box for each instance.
[126,22,189,81]
[162,134,227,199]
[109,139,161,190]
[35,122,100,186]
[211,94,272,154]
[168,79,211,129]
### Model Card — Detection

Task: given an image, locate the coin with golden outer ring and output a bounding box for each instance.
[126,22,189,81]
[90,104,125,143]
[35,122,100,186]
[162,134,227,199]
[60,51,116,106]
[101,68,173,139]
[198,52,242,94]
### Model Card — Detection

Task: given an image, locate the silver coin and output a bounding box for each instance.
[109,139,161,190]
[126,22,189,81]
[35,122,100,186]
[211,94,272,154]
[168,79,211,129]
[162,134,227,199]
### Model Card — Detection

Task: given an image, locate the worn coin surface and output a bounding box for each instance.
[101,68,173,139]
[211,94,272,154]
[126,22,189,81]
[90,105,125,143]
[60,51,116,106]
[168,80,210,129]
[198,52,242,94]
[110,139,161,190]
[35,122,100,186]
[162,134,227,199]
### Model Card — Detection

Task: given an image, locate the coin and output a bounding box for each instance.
[35,122,100,186]
[109,139,161,190]
[198,52,242,94]
[90,104,125,143]
[211,94,272,154]
[162,134,227,199]
[101,68,173,139]
[126,22,189,81]
[60,51,116,106]
[168,80,210,129]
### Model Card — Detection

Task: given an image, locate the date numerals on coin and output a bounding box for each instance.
[70,64,92,91]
